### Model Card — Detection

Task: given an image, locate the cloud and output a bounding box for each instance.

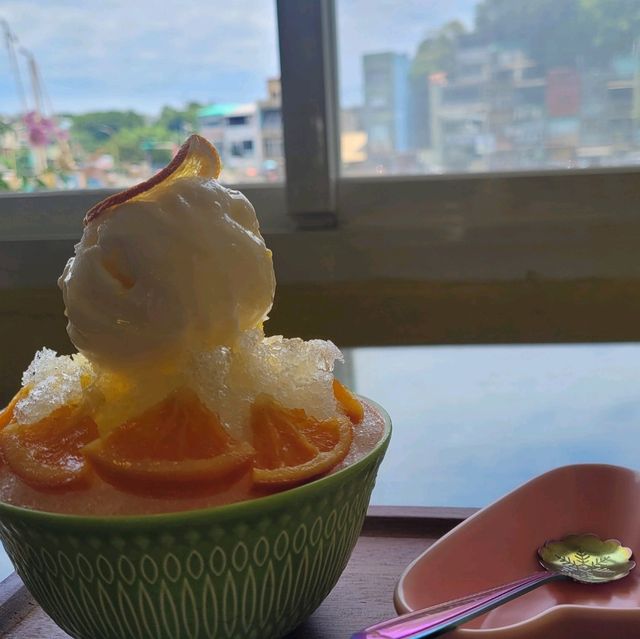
[1,0,478,115]
[0,0,279,114]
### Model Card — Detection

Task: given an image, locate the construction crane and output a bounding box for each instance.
[20,46,76,175]
[1,19,27,114]
[2,18,75,183]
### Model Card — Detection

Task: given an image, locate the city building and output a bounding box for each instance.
[258,78,284,180]
[197,78,284,181]
[198,102,262,180]
[427,43,548,172]
[340,106,367,175]
[423,41,640,172]
[362,52,410,170]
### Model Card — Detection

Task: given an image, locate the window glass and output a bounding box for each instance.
[0,1,283,191]
[338,0,640,175]
[339,343,640,507]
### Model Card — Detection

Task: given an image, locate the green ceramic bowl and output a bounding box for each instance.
[0,399,390,639]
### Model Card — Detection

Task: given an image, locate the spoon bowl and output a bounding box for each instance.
[538,533,635,584]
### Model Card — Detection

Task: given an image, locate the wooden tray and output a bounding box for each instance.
[0,506,475,638]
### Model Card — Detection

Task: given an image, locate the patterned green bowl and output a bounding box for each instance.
[0,399,390,639]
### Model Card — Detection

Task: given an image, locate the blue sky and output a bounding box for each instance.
[0,0,475,116]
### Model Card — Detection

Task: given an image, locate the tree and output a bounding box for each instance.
[473,0,640,69]
[68,110,146,153]
[158,106,187,133]
[580,0,640,62]
[157,102,203,134]
[103,125,173,164]
[411,20,466,78]
[61,103,203,171]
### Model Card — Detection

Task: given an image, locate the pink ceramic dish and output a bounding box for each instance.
[395,464,640,639]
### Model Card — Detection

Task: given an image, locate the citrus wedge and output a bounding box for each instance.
[84,134,221,224]
[0,406,99,490]
[333,379,364,424]
[0,385,31,430]
[83,387,254,492]
[250,395,353,487]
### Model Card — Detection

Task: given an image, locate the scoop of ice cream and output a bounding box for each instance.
[58,136,275,371]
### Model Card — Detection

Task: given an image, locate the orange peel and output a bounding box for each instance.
[0,406,99,490]
[84,134,221,225]
[83,388,254,492]
[250,394,353,487]
[333,379,364,424]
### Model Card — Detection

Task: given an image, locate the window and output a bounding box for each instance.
[263,137,282,158]
[338,0,640,175]
[261,107,281,128]
[0,0,283,190]
[230,140,254,156]
[227,115,249,126]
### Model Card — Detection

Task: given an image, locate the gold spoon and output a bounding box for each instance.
[353,533,635,639]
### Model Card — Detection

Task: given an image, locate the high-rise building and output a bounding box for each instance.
[362,52,410,166]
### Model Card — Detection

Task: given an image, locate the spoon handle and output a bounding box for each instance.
[352,571,565,639]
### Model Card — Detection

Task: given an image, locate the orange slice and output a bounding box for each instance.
[0,406,99,490]
[333,379,364,424]
[250,395,353,487]
[0,385,31,430]
[83,387,254,492]
[84,134,221,225]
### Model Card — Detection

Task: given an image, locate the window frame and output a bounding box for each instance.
[2,0,640,348]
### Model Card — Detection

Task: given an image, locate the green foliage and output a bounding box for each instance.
[411,0,640,76]
[68,110,146,152]
[580,0,640,62]
[15,148,33,178]
[157,102,203,134]
[64,104,202,168]
[411,20,466,77]
[473,0,640,68]
[157,106,186,133]
[103,125,172,164]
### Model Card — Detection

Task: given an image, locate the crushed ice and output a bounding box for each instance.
[14,348,95,425]
[191,329,343,440]
[12,332,343,441]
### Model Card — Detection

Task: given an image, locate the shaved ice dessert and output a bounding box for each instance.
[0,135,385,516]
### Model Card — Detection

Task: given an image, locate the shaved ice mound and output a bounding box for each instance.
[11,329,343,440]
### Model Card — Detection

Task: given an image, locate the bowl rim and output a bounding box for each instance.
[0,396,391,528]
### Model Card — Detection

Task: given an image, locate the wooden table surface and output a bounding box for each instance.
[0,506,475,639]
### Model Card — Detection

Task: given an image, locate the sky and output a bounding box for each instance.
[0,0,476,116]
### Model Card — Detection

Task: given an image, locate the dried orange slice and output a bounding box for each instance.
[333,379,364,424]
[250,395,353,487]
[0,406,99,490]
[84,134,221,224]
[83,388,254,492]
[0,385,31,430]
